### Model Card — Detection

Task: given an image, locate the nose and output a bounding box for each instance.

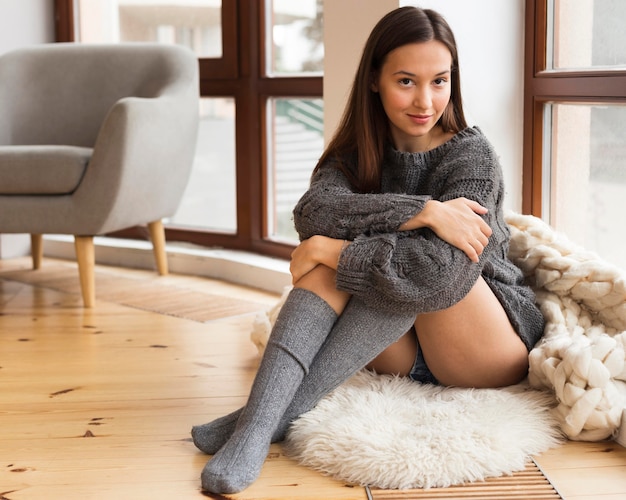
[413,85,432,110]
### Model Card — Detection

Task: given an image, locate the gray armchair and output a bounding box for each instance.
[0,43,199,307]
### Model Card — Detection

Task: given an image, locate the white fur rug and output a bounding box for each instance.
[284,370,562,489]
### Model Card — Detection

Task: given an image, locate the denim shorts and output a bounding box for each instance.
[408,340,439,385]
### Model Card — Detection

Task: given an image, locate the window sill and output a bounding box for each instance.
[42,235,291,294]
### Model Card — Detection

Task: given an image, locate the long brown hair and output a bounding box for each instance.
[315,6,467,193]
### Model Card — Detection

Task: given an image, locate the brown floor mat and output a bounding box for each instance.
[0,261,267,322]
[368,461,562,499]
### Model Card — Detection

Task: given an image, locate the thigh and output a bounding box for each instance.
[365,328,418,377]
[415,277,529,388]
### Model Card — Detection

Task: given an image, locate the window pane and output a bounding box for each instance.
[546,103,626,270]
[167,98,236,233]
[547,0,626,70]
[266,98,324,242]
[266,0,323,75]
[76,0,222,58]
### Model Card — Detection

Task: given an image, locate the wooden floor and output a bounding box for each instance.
[1,257,625,500]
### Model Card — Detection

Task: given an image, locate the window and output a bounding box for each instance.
[266,97,324,243]
[54,0,323,260]
[264,1,324,243]
[523,0,626,269]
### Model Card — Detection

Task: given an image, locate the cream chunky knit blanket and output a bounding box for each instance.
[505,212,626,441]
[251,212,626,442]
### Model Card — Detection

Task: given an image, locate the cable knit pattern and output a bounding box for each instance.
[506,211,626,440]
[293,126,544,350]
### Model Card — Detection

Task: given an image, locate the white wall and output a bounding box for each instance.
[323,0,398,145]
[324,0,525,211]
[0,0,54,55]
[0,0,54,258]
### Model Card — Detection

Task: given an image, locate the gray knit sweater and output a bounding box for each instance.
[293,127,545,351]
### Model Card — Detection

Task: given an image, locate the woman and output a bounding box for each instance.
[193,6,545,494]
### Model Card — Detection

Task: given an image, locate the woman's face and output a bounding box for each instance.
[372,40,452,152]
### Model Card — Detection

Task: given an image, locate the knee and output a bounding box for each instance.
[294,266,350,314]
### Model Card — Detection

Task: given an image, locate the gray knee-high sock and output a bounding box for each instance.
[192,296,415,454]
[272,296,416,441]
[200,287,337,494]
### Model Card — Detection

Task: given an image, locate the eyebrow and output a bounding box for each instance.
[392,69,451,77]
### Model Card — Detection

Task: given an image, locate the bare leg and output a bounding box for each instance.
[365,328,417,376]
[366,277,528,388]
[416,277,528,388]
[295,264,351,314]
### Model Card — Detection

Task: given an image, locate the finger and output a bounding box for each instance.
[477,232,490,246]
[465,199,488,215]
[462,242,480,263]
[470,240,483,258]
[290,265,304,285]
[289,258,301,277]
[474,241,485,257]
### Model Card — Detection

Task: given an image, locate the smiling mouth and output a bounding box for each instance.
[408,114,432,123]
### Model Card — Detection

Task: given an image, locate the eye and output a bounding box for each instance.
[433,77,448,86]
[398,78,414,87]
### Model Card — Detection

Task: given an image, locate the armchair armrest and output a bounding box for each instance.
[72,88,199,234]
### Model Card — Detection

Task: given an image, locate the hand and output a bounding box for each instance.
[290,235,345,284]
[403,198,492,262]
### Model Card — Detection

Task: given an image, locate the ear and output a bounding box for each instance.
[370,72,379,92]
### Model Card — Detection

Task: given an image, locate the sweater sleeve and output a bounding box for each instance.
[335,133,509,314]
[293,163,431,241]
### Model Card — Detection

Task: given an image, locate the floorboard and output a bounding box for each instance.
[1,257,624,499]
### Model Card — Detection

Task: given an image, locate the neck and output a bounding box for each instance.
[416,126,439,152]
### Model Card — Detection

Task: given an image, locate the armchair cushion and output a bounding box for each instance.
[0,145,92,194]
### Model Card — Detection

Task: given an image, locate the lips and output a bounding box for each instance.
[408,114,432,124]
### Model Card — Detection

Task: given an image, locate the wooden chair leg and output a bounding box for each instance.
[74,235,95,308]
[148,220,168,276]
[30,234,43,270]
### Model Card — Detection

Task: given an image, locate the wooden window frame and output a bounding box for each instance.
[522,0,626,216]
[54,0,321,260]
